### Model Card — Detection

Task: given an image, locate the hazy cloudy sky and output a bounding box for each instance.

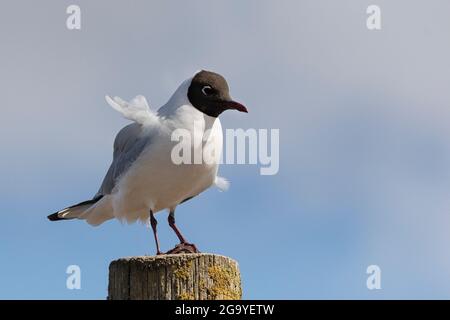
[1,0,450,299]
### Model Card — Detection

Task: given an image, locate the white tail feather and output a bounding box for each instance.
[79,196,114,226]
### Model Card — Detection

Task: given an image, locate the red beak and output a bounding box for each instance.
[224,100,248,113]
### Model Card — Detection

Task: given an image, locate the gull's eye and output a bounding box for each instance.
[201,85,214,96]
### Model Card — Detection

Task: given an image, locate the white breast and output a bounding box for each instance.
[111,105,223,223]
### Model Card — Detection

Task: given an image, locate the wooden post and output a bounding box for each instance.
[108,253,242,300]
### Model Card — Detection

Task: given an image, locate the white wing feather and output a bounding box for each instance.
[105,95,158,125]
[214,176,230,191]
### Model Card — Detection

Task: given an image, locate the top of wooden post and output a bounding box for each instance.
[108,253,242,300]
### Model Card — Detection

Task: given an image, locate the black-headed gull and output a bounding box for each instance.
[48,70,248,255]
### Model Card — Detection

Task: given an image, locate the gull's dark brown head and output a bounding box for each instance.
[187,70,248,118]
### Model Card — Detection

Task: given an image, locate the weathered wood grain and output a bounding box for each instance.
[108,253,241,300]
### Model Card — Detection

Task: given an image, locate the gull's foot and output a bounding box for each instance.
[166,242,200,254]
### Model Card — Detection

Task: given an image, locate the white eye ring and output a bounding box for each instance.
[201,85,213,96]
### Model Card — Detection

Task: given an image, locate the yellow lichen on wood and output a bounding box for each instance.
[177,292,195,300]
[207,265,241,300]
[173,260,192,281]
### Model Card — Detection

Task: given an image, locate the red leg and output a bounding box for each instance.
[168,212,187,244]
[166,211,199,254]
[150,210,162,255]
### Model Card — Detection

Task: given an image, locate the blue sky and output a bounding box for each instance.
[1,0,450,299]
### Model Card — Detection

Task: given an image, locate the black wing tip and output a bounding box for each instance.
[47,195,103,222]
[47,212,63,221]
